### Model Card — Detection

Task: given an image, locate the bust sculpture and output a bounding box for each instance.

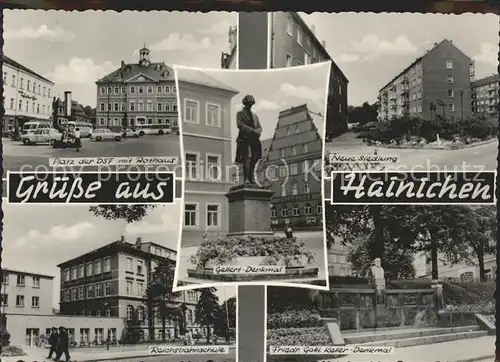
[369,258,386,304]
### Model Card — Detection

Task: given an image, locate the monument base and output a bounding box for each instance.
[187,267,319,282]
[375,304,388,327]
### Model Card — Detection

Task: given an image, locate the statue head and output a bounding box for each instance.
[373,258,381,267]
[242,94,255,109]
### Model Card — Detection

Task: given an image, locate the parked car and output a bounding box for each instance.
[22,128,61,145]
[91,128,122,141]
[122,128,140,138]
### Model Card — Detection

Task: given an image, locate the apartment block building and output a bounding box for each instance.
[95,46,179,132]
[177,68,239,246]
[269,12,349,139]
[221,25,238,69]
[2,55,55,133]
[378,39,473,121]
[57,236,201,341]
[472,74,499,117]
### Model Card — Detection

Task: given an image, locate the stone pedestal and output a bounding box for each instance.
[225,184,275,236]
[431,279,444,310]
[375,304,388,328]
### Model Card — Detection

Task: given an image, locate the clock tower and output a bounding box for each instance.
[138,45,151,67]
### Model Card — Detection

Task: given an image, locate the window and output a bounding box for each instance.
[292,183,298,195]
[448,103,455,111]
[1,294,8,306]
[207,155,221,180]
[126,257,133,272]
[147,101,153,112]
[99,102,105,111]
[304,203,312,215]
[80,329,90,344]
[71,288,77,300]
[207,204,220,228]
[17,275,25,286]
[185,153,199,179]
[339,104,342,113]
[121,86,126,95]
[292,205,300,216]
[71,267,77,280]
[304,182,310,194]
[446,60,453,69]
[280,148,286,158]
[130,86,135,94]
[291,146,297,156]
[184,203,198,227]
[448,89,454,97]
[86,262,93,276]
[147,86,153,94]
[285,54,292,67]
[302,144,308,154]
[32,277,40,288]
[138,86,144,94]
[16,295,24,307]
[447,75,454,84]
[290,164,298,175]
[316,203,322,215]
[271,205,277,218]
[281,207,288,217]
[297,27,303,45]
[157,102,163,112]
[281,184,286,197]
[164,102,171,112]
[339,85,342,95]
[79,287,84,299]
[304,52,311,65]
[279,166,287,178]
[63,269,70,282]
[113,103,119,111]
[157,86,162,94]
[286,15,293,35]
[184,99,199,123]
[126,281,133,295]
[137,282,144,297]
[206,103,221,127]
[173,102,177,112]
[87,285,93,298]
[95,283,102,297]
[104,282,111,296]
[20,78,24,89]
[2,273,8,285]
[137,260,144,275]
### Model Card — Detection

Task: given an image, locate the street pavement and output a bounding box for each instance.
[266,335,495,362]
[326,132,497,171]
[2,344,236,362]
[2,135,182,177]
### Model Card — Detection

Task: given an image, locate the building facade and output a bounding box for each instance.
[177,68,239,245]
[269,12,349,139]
[2,55,55,132]
[251,104,323,230]
[95,47,178,132]
[378,39,474,121]
[472,74,499,117]
[1,268,54,316]
[57,236,201,341]
[221,25,238,69]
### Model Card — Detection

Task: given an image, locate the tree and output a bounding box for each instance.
[145,259,182,341]
[89,205,158,223]
[347,102,379,125]
[213,298,236,340]
[195,288,220,344]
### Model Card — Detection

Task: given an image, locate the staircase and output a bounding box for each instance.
[343,325,488,348]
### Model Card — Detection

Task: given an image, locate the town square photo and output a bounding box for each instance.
[173,63,331,289]
[2,10,237,176]
[0,202,237,361]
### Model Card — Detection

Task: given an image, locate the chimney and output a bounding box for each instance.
[322,40,326,48]
[136,237,142,248]
[64,91,72,117]
[121,61,125,70]
[434,42,438,47]
[311,25,315,34]
[120,235,125,243]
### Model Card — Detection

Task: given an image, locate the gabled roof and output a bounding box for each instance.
[96,62,175,84]
[176,68,240,93]
[3,55,54,85]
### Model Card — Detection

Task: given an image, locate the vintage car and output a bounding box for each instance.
[90,128,122,141]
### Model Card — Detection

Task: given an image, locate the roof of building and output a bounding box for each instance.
[473,74,499,87]
[3,267,55,279]
[96,61,175,84]
[3,55,54,85]
[291,13,348,83]
[176,68,240,93]
[379,39,471,92]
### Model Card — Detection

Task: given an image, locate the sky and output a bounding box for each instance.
[2,203,236,308]
[300,12,499,106]
[3,10,236,107]
[176,62,330,156]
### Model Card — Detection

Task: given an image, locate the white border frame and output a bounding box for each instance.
[183,98,200,125]
[205,102,222,128]
[183,201,200,229]
[324,170,498,206]
[205,202,222,230]
[172,62,333,292]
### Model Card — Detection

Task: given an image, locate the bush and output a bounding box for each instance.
[443,302,495,314]
[267,327,331,346]
[1,345,25,356]
[267,310,323,329]
[0,326,11,347]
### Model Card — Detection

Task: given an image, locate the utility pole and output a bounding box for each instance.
[460,90,464,122]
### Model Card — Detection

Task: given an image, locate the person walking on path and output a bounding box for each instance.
[54,326,71,361]
[74,127,81,152]
[47,327,59,359]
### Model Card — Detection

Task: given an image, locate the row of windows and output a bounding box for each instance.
[63,258,111,282]
[257,160,321,182]
[97,117,179,128]
[2,294,39,308]
[184,99,221,127]
[99,85,176,96]
[61,281,112,302]
[2,71,51,97]
[271,203,322,218]
[126,304,197,325]
[279,181,313,197]
[285,15,321,65]
[2,273,40,288]
[99,100,177,113]
[3,98,51,115]
[185,153,223,181]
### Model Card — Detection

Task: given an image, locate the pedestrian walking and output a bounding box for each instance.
[54,326,71,361]
[47,327,58,359]
[74,127,81,152]
[106,332,110,351]
[285,224,293,238]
